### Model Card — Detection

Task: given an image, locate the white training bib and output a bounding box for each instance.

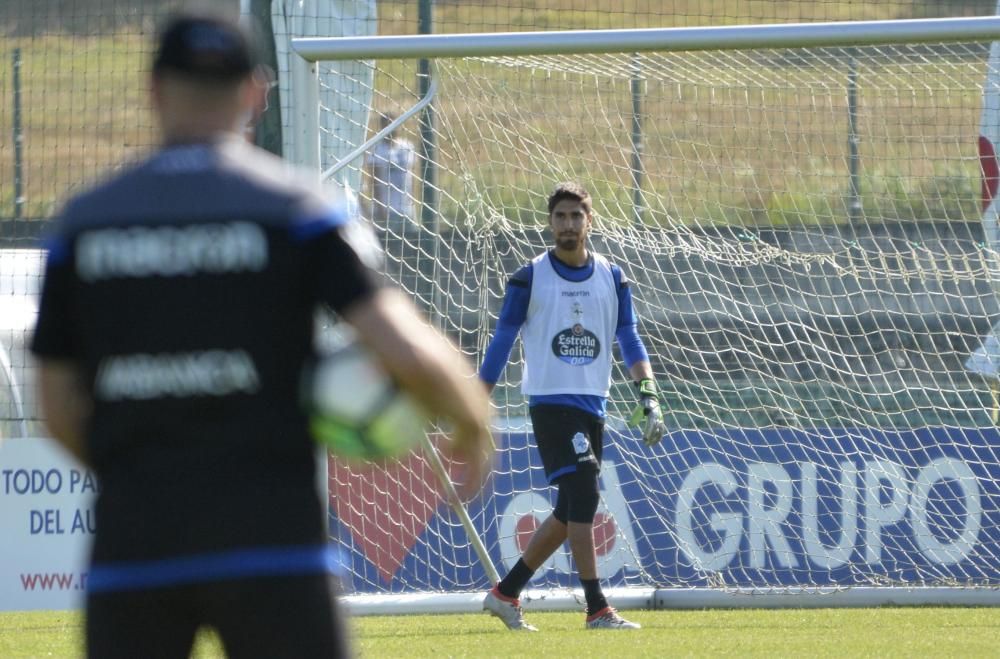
[521,252,617,397]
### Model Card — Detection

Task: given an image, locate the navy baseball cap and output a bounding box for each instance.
[152,14,257,81]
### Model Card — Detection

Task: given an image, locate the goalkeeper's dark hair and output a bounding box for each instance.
[547,181,593,215]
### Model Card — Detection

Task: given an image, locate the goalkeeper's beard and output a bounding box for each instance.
[556,234,581,251]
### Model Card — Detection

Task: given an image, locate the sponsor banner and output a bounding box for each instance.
[330,427,1000,593]
[0,437,96,611]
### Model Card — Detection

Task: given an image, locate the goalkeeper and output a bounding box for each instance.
[479,182,665,631]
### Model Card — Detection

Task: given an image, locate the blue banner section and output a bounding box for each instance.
[330,427,1000,593]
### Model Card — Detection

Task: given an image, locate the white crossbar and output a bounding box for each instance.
[293,16,1000,62]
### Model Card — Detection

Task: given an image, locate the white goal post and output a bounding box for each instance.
[288,16,1000,614]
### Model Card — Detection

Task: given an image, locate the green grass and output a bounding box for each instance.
[2,607,999,658]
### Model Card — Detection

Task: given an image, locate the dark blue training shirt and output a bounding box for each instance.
[32,137,380,591]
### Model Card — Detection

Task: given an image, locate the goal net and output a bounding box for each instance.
[290,18,1000,610]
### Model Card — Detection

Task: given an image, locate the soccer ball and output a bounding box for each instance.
[307,340,428,461]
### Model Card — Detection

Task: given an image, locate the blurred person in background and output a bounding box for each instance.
[32,12,493,658]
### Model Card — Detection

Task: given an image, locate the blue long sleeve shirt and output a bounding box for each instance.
[479,251,649,417]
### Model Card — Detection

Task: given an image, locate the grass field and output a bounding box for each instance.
[2,607,999,657]
[1,5,998,656]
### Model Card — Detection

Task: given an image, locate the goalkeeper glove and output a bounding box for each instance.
[628,378,666,447]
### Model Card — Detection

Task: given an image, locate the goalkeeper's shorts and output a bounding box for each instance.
[529,403,604,483]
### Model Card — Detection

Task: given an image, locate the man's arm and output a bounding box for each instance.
[628,360,655,383]
[479,266,532,393]
[31,226,92,463]
[479,323,520,396]
[402,140,417,171]
[612,264,664,446]
[343,288,494,496]
[37,359,92,466]
[364,154,376,220]
[613,265,651,373]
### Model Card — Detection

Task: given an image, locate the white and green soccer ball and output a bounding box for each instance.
[307,340,428,461]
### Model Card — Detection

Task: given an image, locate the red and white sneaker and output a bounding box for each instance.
[585,606,641,630]
[483,585,539,631]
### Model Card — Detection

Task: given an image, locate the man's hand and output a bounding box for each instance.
[444,421,495,502]
[628,378,666,447]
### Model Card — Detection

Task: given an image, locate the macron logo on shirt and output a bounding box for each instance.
[75,221,268,282]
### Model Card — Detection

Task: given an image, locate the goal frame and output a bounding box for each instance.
[288,16,1000,614]
[289,16,1000,173]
